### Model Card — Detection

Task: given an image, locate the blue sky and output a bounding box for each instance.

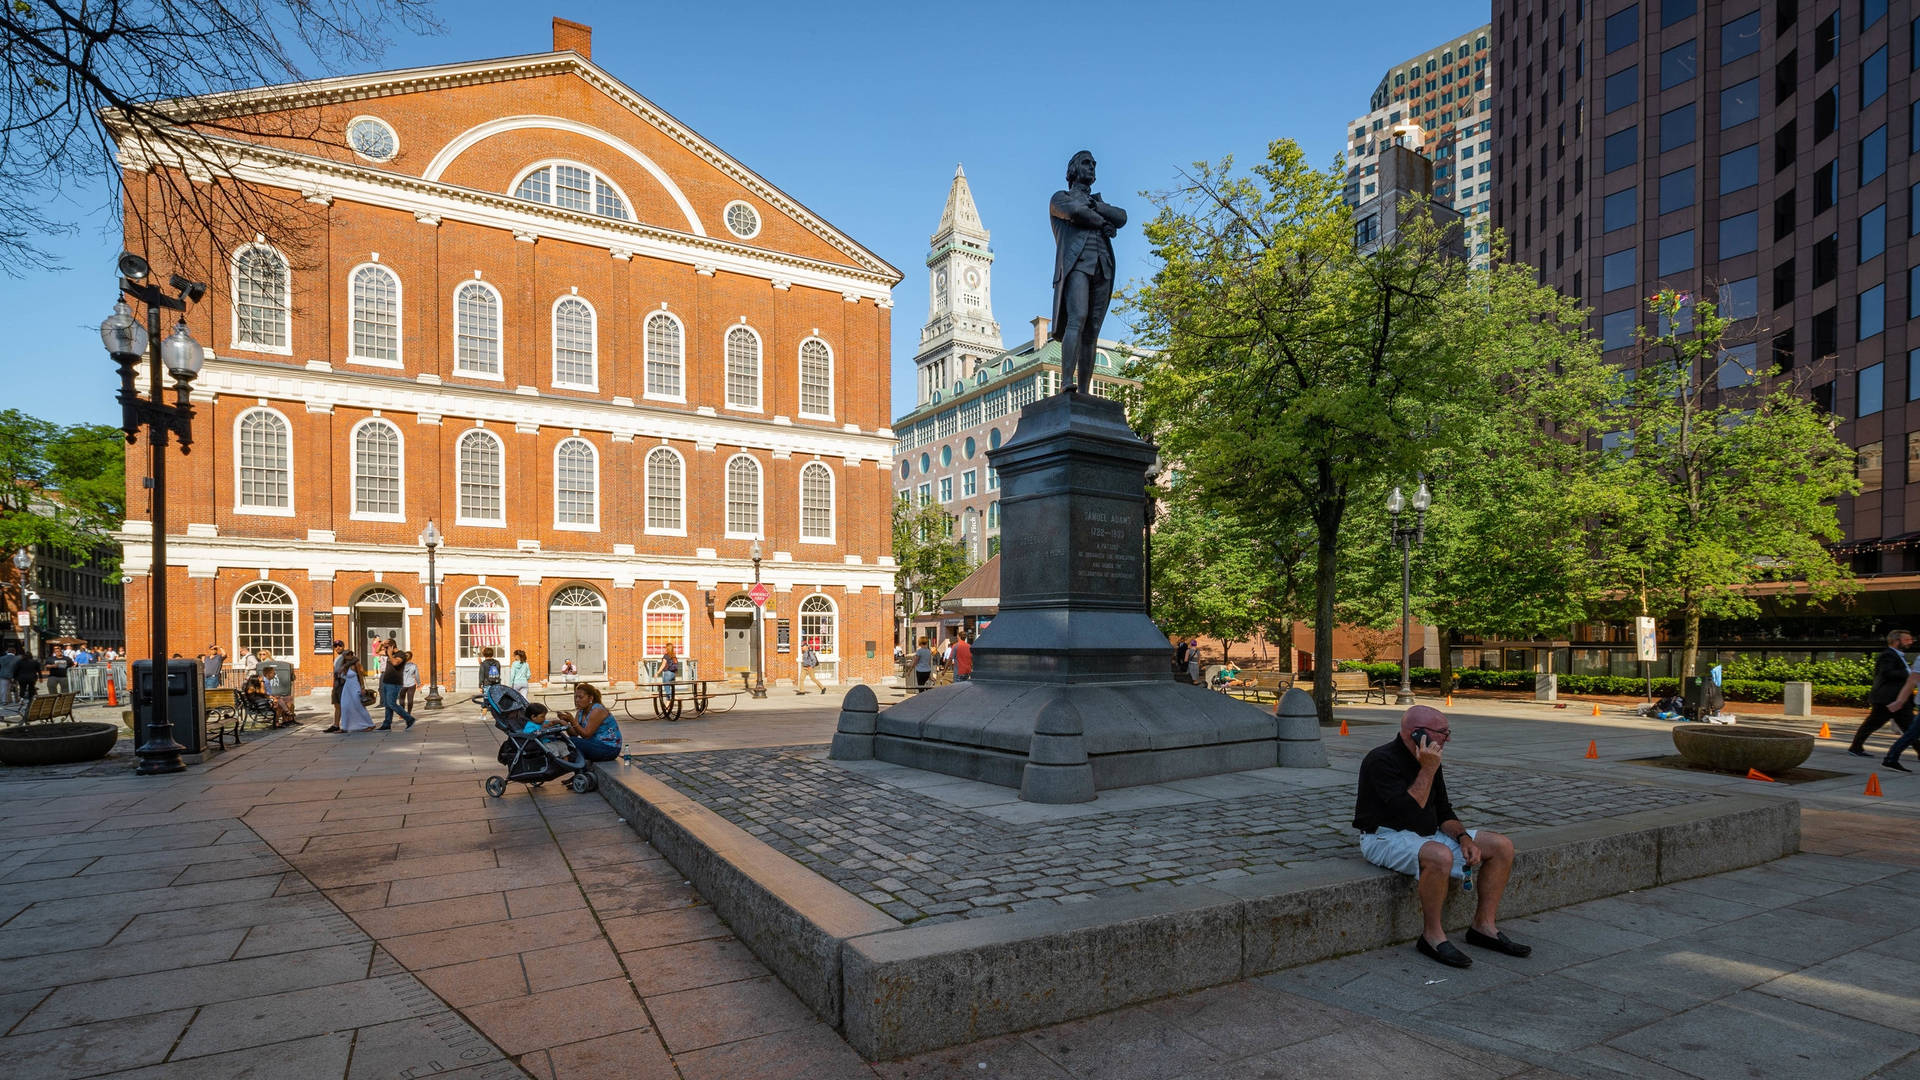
[8,1,1490,428]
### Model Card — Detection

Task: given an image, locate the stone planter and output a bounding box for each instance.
[1670,724,1813,775]
[0,723,122,766]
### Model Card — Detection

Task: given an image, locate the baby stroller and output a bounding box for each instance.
[476,684,599,797]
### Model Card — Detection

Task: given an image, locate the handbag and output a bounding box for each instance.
[360,688,377,707]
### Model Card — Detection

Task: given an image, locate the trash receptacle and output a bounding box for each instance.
[133,659,206,756]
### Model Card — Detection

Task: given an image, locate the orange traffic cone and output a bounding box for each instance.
[1585,740,1599,759]
[106,679,117,706]
[1445,694,1454,708]
[1817,722,1832,739]
[1746,768,1775,782]
[1591,703,1602,716]
[1339,718,1350,736]
[1865,773,1883,797]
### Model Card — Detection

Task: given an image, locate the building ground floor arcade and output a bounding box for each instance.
[119,529,896,694]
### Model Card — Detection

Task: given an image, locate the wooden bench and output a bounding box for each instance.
[5,693,76,726]
[202,688,244,750]
[1224,672,1293,703]
[1331,670,1389,705]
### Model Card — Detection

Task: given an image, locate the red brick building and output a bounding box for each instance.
[113,21,902,693]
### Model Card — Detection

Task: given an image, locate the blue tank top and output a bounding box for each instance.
[584,704,620,749]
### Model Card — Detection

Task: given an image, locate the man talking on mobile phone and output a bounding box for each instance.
[1352,705,1530,968]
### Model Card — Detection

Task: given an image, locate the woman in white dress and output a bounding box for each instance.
[337,652,375,733]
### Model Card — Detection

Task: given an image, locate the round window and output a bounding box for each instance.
[964,436,976,459]
[989,428,1002,450]
[941,445,953,467]
[899,460,910,479]
[347,117,397,162]
[724,201,761,239]
[919,452,930,474]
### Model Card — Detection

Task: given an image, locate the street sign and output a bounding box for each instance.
[748,583,770,607]
[1634,616,1658,662]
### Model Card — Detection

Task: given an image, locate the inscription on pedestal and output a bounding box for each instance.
[1069,501,1141,600]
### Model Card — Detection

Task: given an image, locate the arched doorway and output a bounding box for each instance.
[722,594,755,675]
[548,585,607,677]
[353,587,408,662]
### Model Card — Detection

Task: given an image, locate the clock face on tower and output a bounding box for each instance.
[935,270,947,288]
[963,267,982,289]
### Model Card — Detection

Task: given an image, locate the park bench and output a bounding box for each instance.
[4,693,77,726]
[234,690,283,731]
[202,688,244,750]
[1224,671,1293,704]
[1331,670,1389,705]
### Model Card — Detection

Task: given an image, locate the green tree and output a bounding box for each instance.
[890,496,970,644]
[1127,141,1582,719]
[0,412,128,582]
[1148,491,1303,664]
[1589,289,1855,678]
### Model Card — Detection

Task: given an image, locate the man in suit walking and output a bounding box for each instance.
[1849,628,1917,767]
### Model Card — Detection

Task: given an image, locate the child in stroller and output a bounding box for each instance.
[477,683,599,797]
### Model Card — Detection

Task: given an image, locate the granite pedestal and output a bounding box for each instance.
[838,392,1319,802]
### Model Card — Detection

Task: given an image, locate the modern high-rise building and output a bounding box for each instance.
[1345,25,1495,267]
[1491,0,1917,658]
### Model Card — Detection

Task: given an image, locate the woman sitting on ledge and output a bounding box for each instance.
[556,682,622,763]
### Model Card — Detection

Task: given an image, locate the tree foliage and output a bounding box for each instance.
[1147,490,1304,662]
[0,410,128,579]
[890,497,970,620]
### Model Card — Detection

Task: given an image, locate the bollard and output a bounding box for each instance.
[828,684,880,760]
[1274,688,1329,768]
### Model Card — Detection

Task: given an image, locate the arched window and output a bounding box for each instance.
[349,263,400,364]
[799,594,837,658]
[643,591,688,658]
[725,454,761,538]
[454,281,502,376]
[645,312,684,400]
[799,338,833,418]
[512,162,630,220]
[554,438,598,528]
[552,297,597,388]
[234,581,296,661]
[232,244,290,351]
[799,462,834,542]
[457,429,504,524]
[725,326,761,410]
[236,408,292,512]
[456,587,508,659]
[351,420,402,519]
[645,447,684,533]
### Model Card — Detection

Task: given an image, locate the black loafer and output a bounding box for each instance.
[1884,759,1912,773]
[1847,748,1871,758]
[1464,928,1532,957]
[1416,936,1473,968]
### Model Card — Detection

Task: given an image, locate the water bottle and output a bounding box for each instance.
[1461,862,1475,892]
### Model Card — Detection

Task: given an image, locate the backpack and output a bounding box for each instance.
[479,657,502,686]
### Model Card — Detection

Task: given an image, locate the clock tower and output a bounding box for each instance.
[914,164,1003,406]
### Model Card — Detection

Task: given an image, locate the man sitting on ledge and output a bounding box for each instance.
[1353,704,1531,968]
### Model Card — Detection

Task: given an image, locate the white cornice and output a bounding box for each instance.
[186,356,897,462]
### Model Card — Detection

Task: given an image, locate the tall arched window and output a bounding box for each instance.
[232,244,290,351]
[456,587,509,659]
[725,326,761,410]
[643,590,688,658]
[236,408,292,513]
[552,297,597,388]
[453,281,502,376]
[352,420,403,519]
[725,454,762,538]
[799,594,837,658]
[799,338,833,418]
[799,462,834,542]
[645,447,684,533]
[349,263,401,364]
[234,581,296,661]
[457,429,504,524]
[645,312,684,400]
[554,438,598,528]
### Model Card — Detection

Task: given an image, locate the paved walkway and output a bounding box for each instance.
[0,692,1915,1079]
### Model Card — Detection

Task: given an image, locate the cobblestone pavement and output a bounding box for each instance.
[630,746,1716,924]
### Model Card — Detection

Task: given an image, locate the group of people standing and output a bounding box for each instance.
[322,638,422,733]
[0,642,115,706]
[897,632,974,687]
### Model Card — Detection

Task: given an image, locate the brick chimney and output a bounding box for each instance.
[1031,316,1050,351]
[552,17,592,58]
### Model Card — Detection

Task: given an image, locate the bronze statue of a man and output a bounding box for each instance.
[1049,151,1127,394]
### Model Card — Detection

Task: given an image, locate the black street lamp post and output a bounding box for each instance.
[11,548,35,660]
[422,520,443,709]
[100,252,208,776]
[1386,482,1432,707]
[749,540,767,699]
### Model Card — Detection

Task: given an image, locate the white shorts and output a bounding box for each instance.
[1360,827,1479,879]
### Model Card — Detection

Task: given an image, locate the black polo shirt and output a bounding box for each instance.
[1352,735,1456,835]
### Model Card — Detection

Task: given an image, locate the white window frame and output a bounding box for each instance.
[798,336,835,420]
[451,280,505,380]
[939,476,953,503]
[455,428,506,528]
[798,593,838,662]
[642,589,689,659]
[724,324,763,412]
[230,242,292,355]
[643,311,687,403]
[724,452,763,539]
[508,159,637,221]
[644,445,686,536]
[232,581,300,669]
[233,406,295,517]
[345,261,403,368]
[349,417,405,522]
[552,436,600,531]
[722,199,763,239]
[551,295,599,391]
[798,461,835,544]
[455,586,510,663]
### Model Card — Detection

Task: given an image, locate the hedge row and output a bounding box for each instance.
[1344,663,1869,706]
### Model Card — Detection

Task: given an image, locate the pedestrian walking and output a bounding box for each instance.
[1850,629,1918,766]
[400,651,419,712]
[659,644,680,700]
[913,637,934,688]
[508,649,531,694]
[13,652,39,706]
[953,633,973,683]
[46,647,71,694]
[0,644,16,706]
[328,640,348,729]
[334,652,374,733]
[798,639,826,694]
[377,649,417,730]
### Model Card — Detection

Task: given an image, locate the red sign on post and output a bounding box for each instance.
[748,583,771,607]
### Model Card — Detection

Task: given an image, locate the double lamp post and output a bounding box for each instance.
[1386,482,1432,707]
